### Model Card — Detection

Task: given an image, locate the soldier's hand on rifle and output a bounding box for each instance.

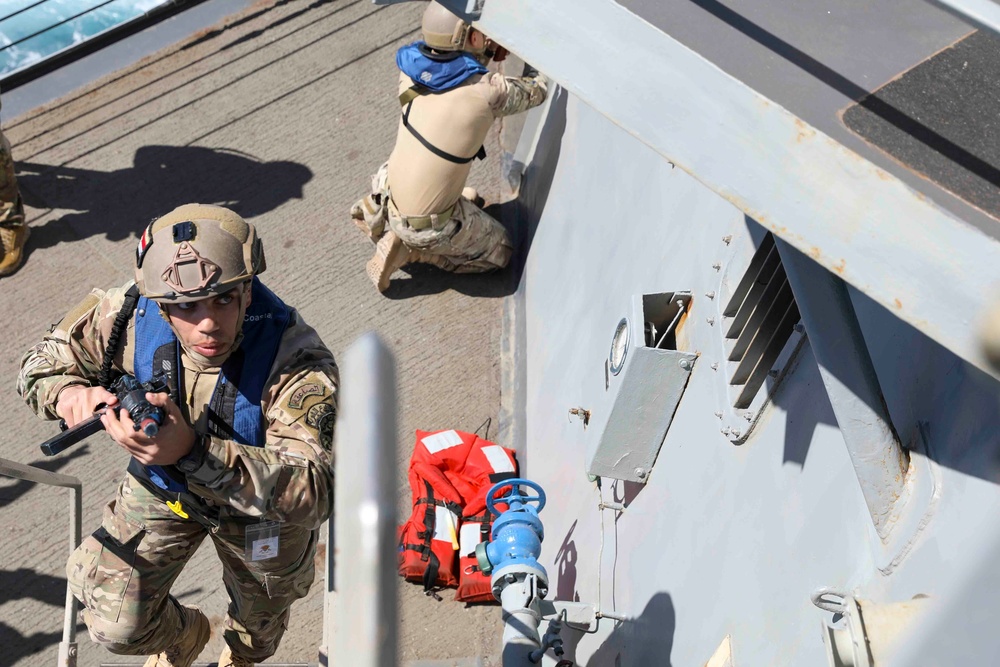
[56,385,118,428]
[102,392,196,466]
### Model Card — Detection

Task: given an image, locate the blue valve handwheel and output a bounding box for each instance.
[486,478,546,516]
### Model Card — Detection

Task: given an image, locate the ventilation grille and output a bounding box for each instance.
[722,233,800,409]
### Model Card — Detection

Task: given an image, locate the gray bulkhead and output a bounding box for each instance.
[505,86,1000,667]
[489,1,1000,662]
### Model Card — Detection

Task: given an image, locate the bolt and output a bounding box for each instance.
[634,467,647,479]
[744,412,753,421]
[730,428,742,438]
[722,235,733,244]
[706,317,715,325]
[768,369,780,377]
[794,322,806,334]
[705,291,716,299]
[492,585,502,596]
[505,573,518,584]
[710,362,719,371]
[539,586,548,597]
[714,411,723,419]
[721,427,730,435]
[137,308,146,317]
[679,358,694,371]
[712,261,722,271]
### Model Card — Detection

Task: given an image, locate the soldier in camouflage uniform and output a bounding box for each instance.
[350,0,547,292]
[0,96,28,275]
[18,204,338,667]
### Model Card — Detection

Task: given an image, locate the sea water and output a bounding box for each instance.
[0,0,168,77]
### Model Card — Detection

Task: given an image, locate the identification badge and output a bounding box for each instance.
[245,520,281,562]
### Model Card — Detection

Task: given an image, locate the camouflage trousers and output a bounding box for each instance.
[67,473,317,661]
[0,130,23,227]
[351,163,512,273]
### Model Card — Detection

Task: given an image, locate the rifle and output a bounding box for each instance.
[40,374,170,457]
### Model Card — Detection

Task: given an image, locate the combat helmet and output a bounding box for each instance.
[135,203,265,303]
[421,1,484,53]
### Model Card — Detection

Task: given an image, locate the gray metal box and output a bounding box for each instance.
[587,293,696,483]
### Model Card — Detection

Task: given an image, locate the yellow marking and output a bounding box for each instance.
[167,500,189,519]
[447,513,459,551]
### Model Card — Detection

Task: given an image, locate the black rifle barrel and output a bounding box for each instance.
[40,413,106,457]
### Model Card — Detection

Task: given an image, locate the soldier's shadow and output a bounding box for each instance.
[383,201,519,300]
[16,144,312,252]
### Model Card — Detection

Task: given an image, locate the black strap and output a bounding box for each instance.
[415,496,463,516]
[488,471,517,485]
[402,101,486,164]
[126,459,221,529]
[419,480,440,591]
[99,284,141,390]
[423,550,441,594]
[403,542,431,561]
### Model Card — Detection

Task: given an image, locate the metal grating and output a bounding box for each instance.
[722,232,800,409]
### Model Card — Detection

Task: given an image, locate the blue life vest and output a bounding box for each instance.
[132,277,291,492]
[396,41,487,92]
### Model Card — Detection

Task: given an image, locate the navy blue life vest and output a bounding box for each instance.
[396,42,487,92]
[132,277,291,492]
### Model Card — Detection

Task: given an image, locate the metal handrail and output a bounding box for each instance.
[0,0,52,26]
[0,457,81,667]
[0,0,122,54]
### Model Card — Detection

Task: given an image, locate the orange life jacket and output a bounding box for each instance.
[398,429,518,602]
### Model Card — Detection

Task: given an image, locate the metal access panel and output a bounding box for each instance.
[587,292,697,483]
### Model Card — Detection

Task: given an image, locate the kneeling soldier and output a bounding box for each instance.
[351,0,547,292]
[18,204,339,667]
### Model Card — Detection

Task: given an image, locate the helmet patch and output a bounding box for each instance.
[136,225,154,268]
[161,242,221,294]
[172,221,196,243]
[420,70,433,83]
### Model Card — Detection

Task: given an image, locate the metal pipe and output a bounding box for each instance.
[330,333,398,666]
[500,573,544,666]
[0,457,82,667]
[775,239,909,540]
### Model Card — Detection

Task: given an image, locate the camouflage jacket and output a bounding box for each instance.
[18,281,339,529]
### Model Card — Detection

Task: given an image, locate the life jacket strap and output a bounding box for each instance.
[415,496,464,516]
[401,100,486,165]
[99,284,141,390]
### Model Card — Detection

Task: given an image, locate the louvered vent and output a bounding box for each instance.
[722,233,800,409]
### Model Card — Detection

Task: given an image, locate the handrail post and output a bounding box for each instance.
[321,333,398,666]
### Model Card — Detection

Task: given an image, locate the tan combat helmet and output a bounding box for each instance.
[421,1,483,53]
[135,203,265,303]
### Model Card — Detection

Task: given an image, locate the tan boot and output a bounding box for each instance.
[0,224,28,276]
[366,230,410,293]
[143,605,211,667]
[406,248,453,271]
[218,645,255,667]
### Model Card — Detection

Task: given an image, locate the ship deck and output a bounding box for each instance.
[0,0,509,664]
